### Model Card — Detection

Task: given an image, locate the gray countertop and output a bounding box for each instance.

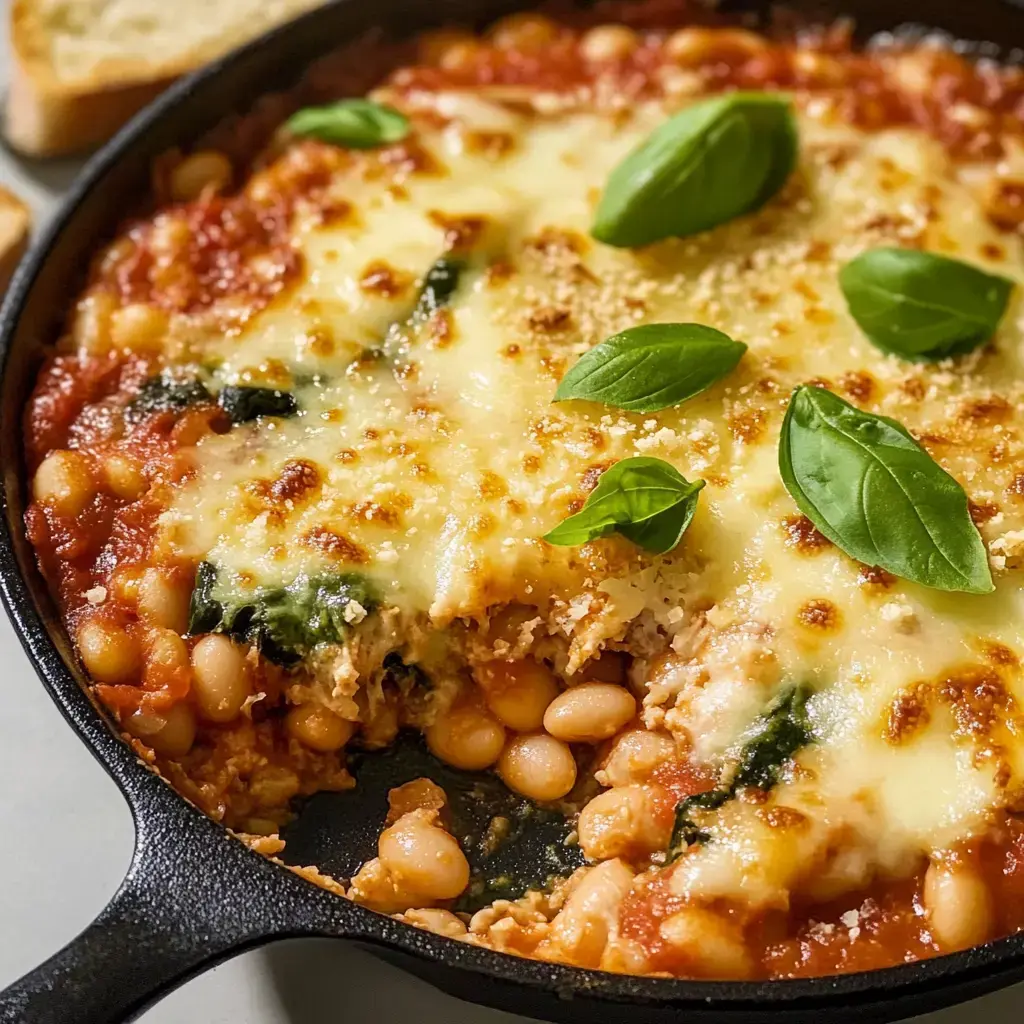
[1,14,1023,1021]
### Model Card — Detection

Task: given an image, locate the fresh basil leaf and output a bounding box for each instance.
[543,456,704,554]
[218,386,298,423]
[779,385,993,594]
[286,99,410,149]
[553,323,746,412]
[840,247,1014,360]
[592,92,797,248]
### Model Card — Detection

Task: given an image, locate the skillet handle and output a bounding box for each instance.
[0,787,353,1024]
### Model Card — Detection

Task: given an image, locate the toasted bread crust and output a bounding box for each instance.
[5,0,321,156]
[0,186,30,292]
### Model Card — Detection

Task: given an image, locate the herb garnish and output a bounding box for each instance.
[553,323,746,412]
[286,99,409,149]
[779,385,993,594]
[543,457,704,555]
[840,248,1014,361]
[592,92,798,248]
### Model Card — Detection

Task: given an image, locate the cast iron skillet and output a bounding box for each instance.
[3,1,1024,1021]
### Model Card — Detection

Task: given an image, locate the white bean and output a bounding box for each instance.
[190,634,251,723]
[543,682,635,744]
[577,784,672,861]
[498,733,576,801]
[924,859,994,951]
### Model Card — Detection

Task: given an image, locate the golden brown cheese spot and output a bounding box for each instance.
[983,177,1024,230]
[958,395,1012,425]
[241,359,292,389]
[527,305,573,333]
[469,513,496,539]
[426,309,456,349]
[580,461,615,496]
[755,806,809,830]
[1007,473,1024,500]
[796,598,841,632]
[477,471,508,501]
[781,515,832,555]
[898,375,927,402]
[462,130,516,159]
[979,640,1020,669]
[267,459,322,505]
[838,369,876,402]
[303,326,336,358]
[428,210,488,253]
[940,667,1014,739]
[969,500,1001,526]
[727,405,767,445]
[377,139,446,180]
[858,565,896,592]
[525,227,587,257]
[884,684,933,745]
[484,262,516,287]
[300,526,369,564]
[346,500,402,526]
[359,260,414,298]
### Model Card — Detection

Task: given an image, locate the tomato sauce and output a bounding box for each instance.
[619,818,1024,979]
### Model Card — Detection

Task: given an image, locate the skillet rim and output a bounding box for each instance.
[3,0,1024,1014]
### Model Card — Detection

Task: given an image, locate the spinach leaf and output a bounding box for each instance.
[218,386,298,424]
[668,788,731,855]
[732,684,814,790]
[414,257,464,319]
[544,456,704,554]
[286,99,410,149]
[840,248,1014,360]
[187,562,376,664]
[667,685,814,861]
[592,92,797,248]
[126,373,212,423]
[188,561,223,635]
[554,323,746,412]
[779,385,993,594]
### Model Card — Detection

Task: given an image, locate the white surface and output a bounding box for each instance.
[0,20,1023,1024]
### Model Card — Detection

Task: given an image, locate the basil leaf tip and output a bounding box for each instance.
[286,99,410,149]
[544,456,704,555]
[592,91,798,249]
[554,322,746,412]
[840,247,1014,361]
[779,384,993,594]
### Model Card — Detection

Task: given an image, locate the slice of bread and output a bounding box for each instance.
[6,0,327,157]
[0,186,30,292]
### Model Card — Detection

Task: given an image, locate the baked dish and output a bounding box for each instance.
[23,1,1024,980]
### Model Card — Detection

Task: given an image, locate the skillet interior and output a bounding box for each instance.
[3,1,1024,1021]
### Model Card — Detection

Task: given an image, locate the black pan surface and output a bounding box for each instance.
[2,2,1024,1021]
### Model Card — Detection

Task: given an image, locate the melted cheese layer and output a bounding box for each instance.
[157,89,1024,905]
